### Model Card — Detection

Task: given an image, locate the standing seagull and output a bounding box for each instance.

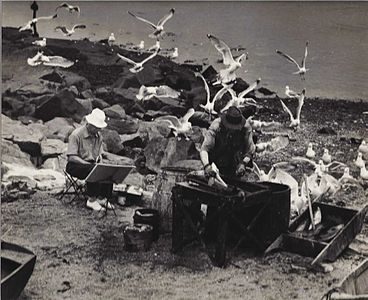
[279,88,306,130]
[55,24,86,36]
[285,85,302,98]
[276,41,309,80]
[19,14,58,32]
[128,8,175,39]
[117,49,159,73]
[55,2,81,16]
[108,33,115,46]
[305,142,316,159]
[208,34,247,85]
[32,37,47,47]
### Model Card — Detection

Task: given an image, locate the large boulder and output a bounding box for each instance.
[2,115,45,156]
[1,139,34,167]
[101,129,124,154]
[41,139,68,158]
[44,117,78,142]
[76,98,93,113]
[106,116,139,135]
[111,87,138,109]
[34,89,89,122]
[91,97,110,110]
[103,104,126,119]
[42,154,68,173]
[60,70,91,92]
[112,71,140,89]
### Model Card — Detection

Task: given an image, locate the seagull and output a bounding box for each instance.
[55,24,86,36]
[338,167,360,186]
[359,164,368,180]
[358,140,368,157]
[55,2,81,16]
[354,152,365,169]
[19,14,58,32]
[117,48,159,73]
[27,51,44,66]
[279,88,306,130]
[195,73,231,117]
[291,156,346,176]
[39,54,74,68]
[285,85,302,98]
[306,142,316,159]
[154,108,195,140]
[276,41,309,80]
[220,78,261,112]
[136,85,180,101]
[128,8,175,39]
[32,37,47,47]
[321,148,332,164]
[136,85,158,101]
[207,34,247,85]
[108,33,115,46]
[148,40,161,51]
[247,117,281,131]
[170,47,178,59]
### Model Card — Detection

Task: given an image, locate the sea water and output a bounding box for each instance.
[2,1,368,101]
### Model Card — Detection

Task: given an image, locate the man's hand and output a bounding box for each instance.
[236,163,246,177]
[243,156,253,168]
[204,164,216,178]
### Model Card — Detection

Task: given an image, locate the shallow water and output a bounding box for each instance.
[2,1,368,100]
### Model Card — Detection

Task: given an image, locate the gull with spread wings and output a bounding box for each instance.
[155,108,195,140]
[55,24,86,37]
[117,49,159,73]
[207,34,247,85]
[276,41,309,80]
[220,78,261,112]
[19,14,58,32]
[55,2,80,16]
[279,88,306,130]
[128,8,175,39]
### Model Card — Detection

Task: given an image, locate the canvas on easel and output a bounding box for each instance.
[85,163,135,183]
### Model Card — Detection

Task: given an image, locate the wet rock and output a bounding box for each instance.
[2,115,44,156]
[317,127,337,135]
[106,116,139,134]
[2,139,34,167]
[103,104,126,119]
[76,98,93,113]
[41,139,68,157]
[101,129,124,154]
[92,97,110,110]
[44,117,78,142]
[34,89,89,123]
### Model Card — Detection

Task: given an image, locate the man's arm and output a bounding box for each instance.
[68,155,92,165]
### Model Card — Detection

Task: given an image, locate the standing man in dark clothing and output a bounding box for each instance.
[200,106,256,179]
[66,108,114,211]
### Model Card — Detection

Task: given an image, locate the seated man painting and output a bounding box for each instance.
[66,108,114,211]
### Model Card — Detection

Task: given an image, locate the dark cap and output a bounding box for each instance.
[220,106,246,130]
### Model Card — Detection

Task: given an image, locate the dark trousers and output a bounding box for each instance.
[66,161,113,199]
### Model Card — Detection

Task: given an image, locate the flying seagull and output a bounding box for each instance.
[207,34,247,85]
[128,8,175,39]
[276,41,309,80]
[155,108,195,140]
[19,14,58,32]
[117,48,159,73]
[55,2,80,16]
[279,88,306,130]
[220,78,261,112]
[55,24,86,36]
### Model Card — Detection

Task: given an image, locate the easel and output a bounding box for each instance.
[85,163,135,217]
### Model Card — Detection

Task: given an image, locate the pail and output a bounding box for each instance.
[123,224,153,252]
[133,208,160,241]
[151,167,191,233]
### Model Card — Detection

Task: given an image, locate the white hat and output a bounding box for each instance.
[85,108,107,128]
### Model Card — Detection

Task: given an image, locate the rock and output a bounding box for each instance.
[123,170,145,187]
[76,98,93,113]
[17,83,53,97]
[101,129,124,154]
[68,85,80,96]
[40,71,64,83]
[18,116,43,125]
[95,87,111,99]
[112,71,140,89]
[41,139,68,157]
[172,159,203,170]
[2,96,35,118]
[34,89,89,122]
[92,97,110,110]
[120,132,145,148]
[80,89,94,99]
[103,104,126,119]
[104,153,134,165]
[140,120,171,140]
[136,64,164,86]
[2,115,45,156]
[2,139,34,167]
[111,87,138,109]
[317,127,337,135]
[29,94,54,107]
[106,117,139,134]
[44,117,78,142]
[144,136,198,172]
[57,70,91,92]
[202,65,218,82]
[42,154,67,173]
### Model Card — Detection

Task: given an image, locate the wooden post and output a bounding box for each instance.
[31,1,39,37]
